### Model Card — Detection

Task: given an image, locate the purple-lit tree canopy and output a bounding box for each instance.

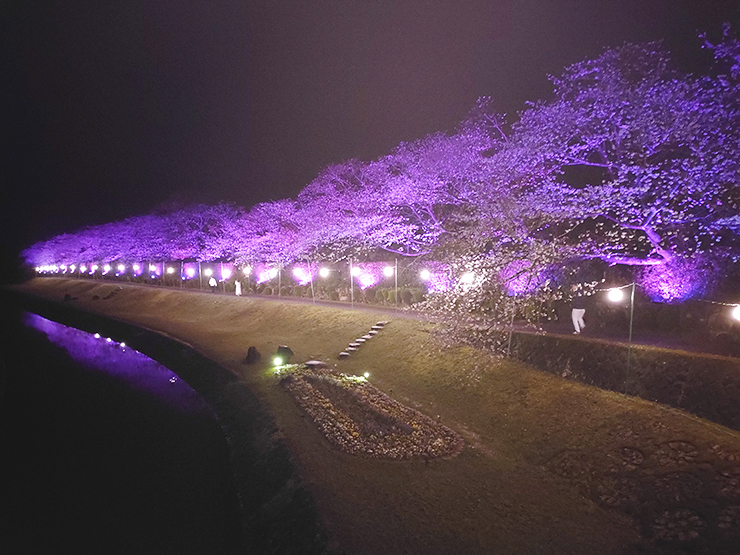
[23,30,740,307]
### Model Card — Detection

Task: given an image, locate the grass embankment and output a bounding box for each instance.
[14,278,740,554]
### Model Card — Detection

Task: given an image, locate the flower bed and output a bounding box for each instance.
[279,365,463,460]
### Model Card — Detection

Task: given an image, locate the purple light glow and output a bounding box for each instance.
[348,262,390,290]
[291,265,314,285]
[638,260,706,303]
[255,265,279,284]
[418,262,452,294]
[23,312,213,414]
[358,273,377,290]
[500,260,540,296]
[185,267,196,278]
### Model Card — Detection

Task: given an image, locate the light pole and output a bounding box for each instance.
[607,283,636,393]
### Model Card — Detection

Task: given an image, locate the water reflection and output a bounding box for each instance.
[23,312,211,415]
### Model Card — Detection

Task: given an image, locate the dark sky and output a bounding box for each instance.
[3,0,739,268]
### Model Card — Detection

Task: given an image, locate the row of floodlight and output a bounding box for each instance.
[35,262,452,284]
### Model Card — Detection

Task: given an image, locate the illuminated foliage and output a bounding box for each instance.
[23,30,740,309]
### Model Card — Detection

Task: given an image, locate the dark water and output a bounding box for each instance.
[0,310,242,554]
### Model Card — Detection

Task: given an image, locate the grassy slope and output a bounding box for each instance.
[15,278,740,554]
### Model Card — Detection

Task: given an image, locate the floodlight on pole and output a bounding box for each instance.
[383,266,394,278]
[607,287,624,302]
[607,283,636,393]
[319,267,330,278]
[420,269,431,281]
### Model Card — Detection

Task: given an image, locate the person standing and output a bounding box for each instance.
[235,279,242,296]
[208,276,217,293]
[571,284,586,334]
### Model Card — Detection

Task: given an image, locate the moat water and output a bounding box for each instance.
[0,310,242,554]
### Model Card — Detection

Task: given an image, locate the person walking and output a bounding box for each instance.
[208,276,217,293]
[571,284,586,334]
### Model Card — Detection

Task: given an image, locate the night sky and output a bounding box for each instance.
[3,0,739,277]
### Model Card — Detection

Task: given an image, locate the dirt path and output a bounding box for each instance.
[11,278,740,554]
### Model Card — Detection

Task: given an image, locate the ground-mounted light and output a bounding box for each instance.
[383,266,394,278]
[607,287,624,302]
[420,269,431,281]
[319,267,330,278]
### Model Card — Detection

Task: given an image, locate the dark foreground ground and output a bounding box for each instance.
[7,278,740,554]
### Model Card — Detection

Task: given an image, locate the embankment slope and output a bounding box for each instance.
[11,278,740,554]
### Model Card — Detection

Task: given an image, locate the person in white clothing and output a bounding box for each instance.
[571,284,586,334]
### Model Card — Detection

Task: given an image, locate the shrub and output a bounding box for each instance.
[263,287,272,296]
[411,288,425,304]
[401,289,413,305]
[328,290,339,301]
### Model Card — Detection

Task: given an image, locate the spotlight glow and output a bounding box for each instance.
[204,268,213,277]
[242,267,251,276]
[732,305,740,322]
[319,267,330,278]
[103,264,111,273]
[166,267,175,274]
[185,267,196,278]
[607,288,624,302]
[120,342,126,348]
[273,356,283,366]
[363,372,369,379]
[222,268,232,280]
[268,268,278,279]
[383,266,394,277]
[149,264,157,271]
[420,269,431,281]
[91,264,99,272]
[70,264,76,272]
[133,264,140,272]
[460,272,475,284]
[94,333,100,339]
[351,266,361,276]
[80,265,87,273]
[117,264,125,272]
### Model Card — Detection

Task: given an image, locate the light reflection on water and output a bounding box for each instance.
[23,312,212,416]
